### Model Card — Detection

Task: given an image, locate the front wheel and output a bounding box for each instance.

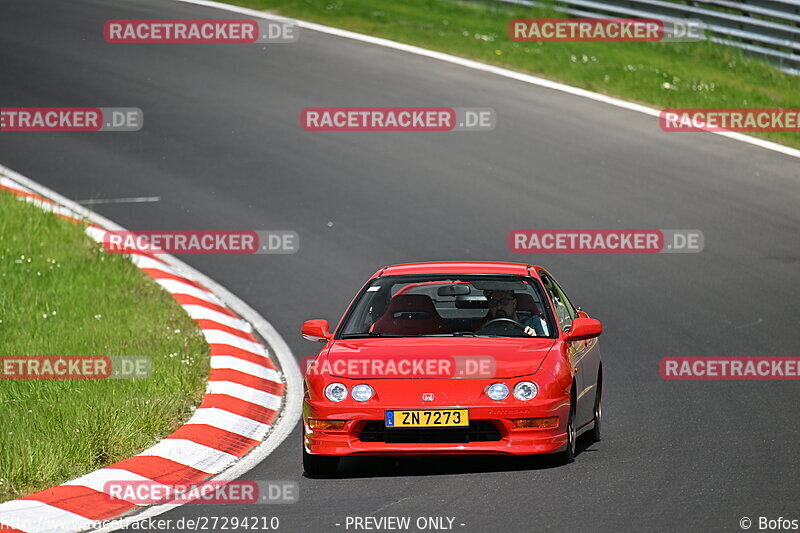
[588,370,602,443]
[557,402,576,465]
[303,448,340,477]
[588,395,602,443]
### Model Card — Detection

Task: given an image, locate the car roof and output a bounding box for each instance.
[376,261,544,277]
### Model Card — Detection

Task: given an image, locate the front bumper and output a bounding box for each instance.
[303,396,570,456]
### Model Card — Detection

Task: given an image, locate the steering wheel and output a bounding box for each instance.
[475,317,526,335]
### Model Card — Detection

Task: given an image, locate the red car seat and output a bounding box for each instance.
[515,293,544,317]
[371,294,450,335]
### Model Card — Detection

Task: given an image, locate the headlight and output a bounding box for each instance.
[324,382,348,402]
[486,382,509,401]
[513,381,538,401]
[352,384,374,402]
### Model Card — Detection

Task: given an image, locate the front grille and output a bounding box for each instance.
[358,420,502,443]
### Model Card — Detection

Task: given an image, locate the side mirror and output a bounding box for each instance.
[565,318,602,341]
[302,319,331,342]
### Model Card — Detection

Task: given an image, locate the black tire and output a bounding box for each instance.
[557,393,576,465]
[588,369,602,443]
[303,448,340,477]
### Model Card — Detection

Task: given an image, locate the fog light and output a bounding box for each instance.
[512,417,558,429]
[308,419,346,430]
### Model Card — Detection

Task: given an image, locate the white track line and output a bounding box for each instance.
[139,440,238,474]
[21,196,81,219]
[1,176,35,192]
[205,381,283,410]
[0,501,96,533]
[187,408,271,440]
[155,278,221,304]
[175,0,800,161]
[128,255,173,271]
[84,226,109,243]
[210,355,282,381]
[77,196,161,205]
[202,329,267,354]
[62,469,167,497]
[182,304,253,332]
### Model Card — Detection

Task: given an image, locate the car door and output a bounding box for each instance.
[539,271,598,428]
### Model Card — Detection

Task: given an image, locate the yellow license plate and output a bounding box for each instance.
[385,409,469,428]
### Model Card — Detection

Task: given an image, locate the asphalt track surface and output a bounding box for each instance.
[2,0,800,531]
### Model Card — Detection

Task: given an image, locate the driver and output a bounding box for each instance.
[475,290,546,336]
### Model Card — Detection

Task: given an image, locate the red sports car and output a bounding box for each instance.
[301,262,603,475]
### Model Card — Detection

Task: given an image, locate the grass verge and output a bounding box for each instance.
[0,190,210,503]
[227,0,799,149]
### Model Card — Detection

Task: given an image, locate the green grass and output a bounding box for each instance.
[0,190,210,502]
[232,0,799,148]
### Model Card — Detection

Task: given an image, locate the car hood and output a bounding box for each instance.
[325,337,557,379]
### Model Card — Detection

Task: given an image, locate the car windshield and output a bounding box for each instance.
[339,274,555,338]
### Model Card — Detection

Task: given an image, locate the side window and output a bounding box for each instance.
[539,273,577,332]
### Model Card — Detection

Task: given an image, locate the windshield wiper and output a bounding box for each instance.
[340,332,406,338]
[452,331,477,336]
